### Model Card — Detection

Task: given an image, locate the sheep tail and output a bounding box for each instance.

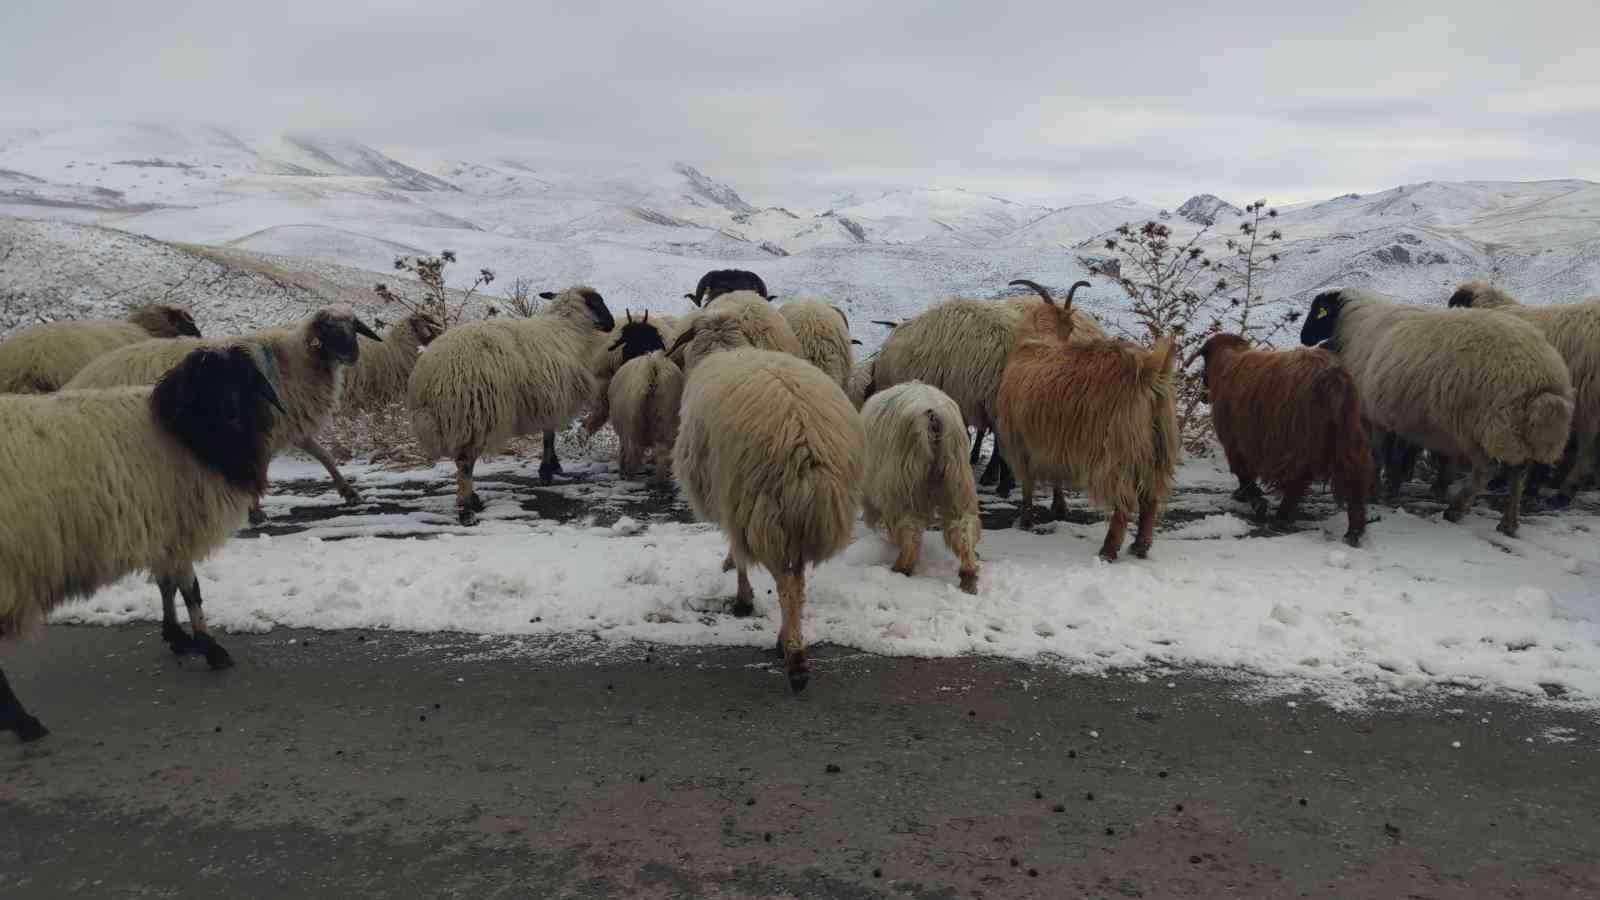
[1524,391,1576,464]
[924,407,944,479]
[1141,333,1178,386]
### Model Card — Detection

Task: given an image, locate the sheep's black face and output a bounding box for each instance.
[1300,291,1343,347]
[1447,287,1476,308]
[152,346,283,495]
[692,269,768,306]
[610,320,667,363]
[579,288,616,332]
[168,309,202,338]
[312,312,382,366]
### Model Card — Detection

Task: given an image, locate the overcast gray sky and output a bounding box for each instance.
[3,0,1595,206]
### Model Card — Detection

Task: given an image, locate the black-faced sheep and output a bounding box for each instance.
[685,269,770,307]
[408,286,615,524]
[1300,288,1573,536]
[861,381,981,593]
[996,282,1179,562]
[1447,281,1600,503]
[1195,333,1373,546]
[0,304,202,393]
[1,346,285,742]
[603,313,684,483]
[667,308,864,693]
[65,306,380,514]
[581,310,681,437]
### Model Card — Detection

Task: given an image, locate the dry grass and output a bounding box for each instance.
[319,406,613,470]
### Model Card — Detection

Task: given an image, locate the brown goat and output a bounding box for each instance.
[1196,334,1373,546]
[995,280,1179,562]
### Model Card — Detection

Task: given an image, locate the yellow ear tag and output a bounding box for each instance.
[1317,307,1328,318]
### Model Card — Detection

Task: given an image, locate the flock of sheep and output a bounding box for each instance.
[0,264,1596,742]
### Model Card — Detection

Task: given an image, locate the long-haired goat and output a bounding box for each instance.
[1195,333,1373,546]
[995,280,1179,561]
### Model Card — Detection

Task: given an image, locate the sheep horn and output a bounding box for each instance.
[353,318,383,342]
[684,292,700,306]
[625,309,634,324]
[642,310,649,324]
[664,327,697,359]
[1180,346,1206,370]
[1064,281,1092,304]
[870,320,900,329]
[851,338,863,345]
[1008,279,1055,306]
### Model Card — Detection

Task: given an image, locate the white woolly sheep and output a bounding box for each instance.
[1,346,285,742]
[1300,288,1573,536]
[408,286,616,524]
[861,381,981,593]
[670,290,805,372]
[1447,281,1600,503]
[339,311,444,411]
[996,280,1180,562]
[581,310,681,437]
[597,312,684,483]
[66,306,380,516]
[666,312,864,693]
[0,304,202,394]
[847,356,877,410]
[779,299,855,389]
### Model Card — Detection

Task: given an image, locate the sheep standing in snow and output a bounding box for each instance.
[779,299,855,389]
[996,280,1179,562]
[685,269,770,307]
[1195,333,1373,546]
[338,311,443,412]
[601,312,684,483]
[0,304,202,393]
[1447,281,1600,504]
[872,281,1101,499]
[1300,288,1573,536]
[673,290,805,370]
[666,308,864,693]
[581,310,680,436]
[861,382,981,593]
[1,346,285,742]
[408,286,615,524]
[65,306,379,517]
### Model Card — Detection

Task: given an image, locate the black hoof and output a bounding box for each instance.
[13,715,49,743]
[458,509,479,526]
[162,621,195,656]
[1442,508,1465,523]
[248,507,268,526]
[1230,486,1262,503]
[788,670,810,694]
[731,599,754,617]
[1344,532,1363,548]
[465,492,486,513]
[1496,522,1519,538]
[195,634,235,671]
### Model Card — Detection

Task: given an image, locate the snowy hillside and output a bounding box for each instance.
[1,121,1598,353]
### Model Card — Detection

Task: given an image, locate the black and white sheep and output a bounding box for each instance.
[685,269,770,307]
[1,346,285,742]
[601,312,684,483]
[1300,288,1573,536]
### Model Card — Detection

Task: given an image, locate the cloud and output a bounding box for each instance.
[2,0,1594,206]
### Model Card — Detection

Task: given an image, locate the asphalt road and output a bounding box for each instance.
[3,626,1596,899]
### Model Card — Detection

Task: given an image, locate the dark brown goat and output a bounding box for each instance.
[1196,334,1373,546]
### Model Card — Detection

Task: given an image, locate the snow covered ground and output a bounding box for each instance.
[49,455,1600,712]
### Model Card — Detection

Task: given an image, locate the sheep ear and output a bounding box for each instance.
[608,337,626,351]
[354,317,382,341]
[851,338,863,345]
[539,291,557,300]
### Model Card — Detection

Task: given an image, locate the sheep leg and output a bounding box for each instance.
[651,443,673,487]
[1429,454,1456,503]
[1016,476,1037,530]
[1098,509,1129,563]
[538,430,562,484]
[298,439,361,503]
[1553,432,1595,506]
[178,575,233,671]
[159,576,192,655]
[978,443,1003,486]
[944,514,980,595]
[969,427,985,466]
[1335,466,1369,548]
[1271,475,1312,531]
[1497,465,1528,537]
[1050,485,1069,520]
[1443,453,1491,524]
[455,455,483,525]
[731,559,754,617]
[0,667,48,744]
[890,517,924,577]
[1131,495,1158,560]
[775,569,810,694]
[994,456,1015,499]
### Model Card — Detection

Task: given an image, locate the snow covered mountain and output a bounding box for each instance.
[2,121,1598,351]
